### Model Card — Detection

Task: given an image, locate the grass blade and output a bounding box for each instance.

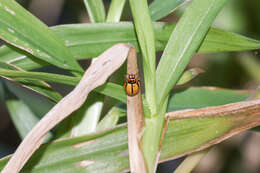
[1,22,260,70]
[148,0,228,171]
[1,44,131,173]
[176,68,204,85]
[167,87,250,111]
[149,0,186,21]
[0,62,62,103]
[70,93,104,136]
[0,69,79,86]
[163,99,260,159]
[156,0,228,107]
[97,107,125,130]
[0,68,249,108]
[106,0,126,22]
[0,0,82,72]
[0,68,127,102]
[6,98,52,142]
[83,0,106,23]
[129,0,157,115]
[76,0,107,138]
[5,80,55,119]
[0,99,259,172]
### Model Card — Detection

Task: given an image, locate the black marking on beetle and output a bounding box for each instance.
[137,80,140,87]
[128,80,136,84]
[131,84,134,95]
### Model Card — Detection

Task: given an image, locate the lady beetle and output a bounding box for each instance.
[124,73,141,96]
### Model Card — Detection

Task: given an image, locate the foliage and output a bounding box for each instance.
[0,0,260,173]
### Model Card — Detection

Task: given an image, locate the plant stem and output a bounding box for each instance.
[129,0,157,116]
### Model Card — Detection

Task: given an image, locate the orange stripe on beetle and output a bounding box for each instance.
[124,73,140,96]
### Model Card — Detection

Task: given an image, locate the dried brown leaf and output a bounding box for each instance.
[126,48,147,172]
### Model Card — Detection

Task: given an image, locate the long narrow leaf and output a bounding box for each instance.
[156,0,228,106]
[0,99,259,173]
[6,98,52,141]
[5,80,55,119]
[0,62,62,102]
[106,0,126,22]
[0,68,79,86]
[1,44,131,173]
[167,87,250,111]
[149,0,228,171]
[0,0,82,72]
[70,93,104,136]
[129,0,157,115]
[0,68,126,102]
[97,107,125,130]
[71,0,106,138]
[83,0,106,23]
[1,22,259,70]
[149,0,186,21]
[0,67,205,104]
[176,68,204,85]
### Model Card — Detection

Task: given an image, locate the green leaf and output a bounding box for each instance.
[0,67,249,114]
[156,0,228,107]
[1,22,260,70]
[0,44,48,70]
[95,82,126,103]
[161,108,248,160]
[83,0,106,23]
[176,68,204,85]
[105,87,250,114]
[167,87,250,112]
[0,68,248,110]
[97,106,125,130]
[106,0,126,22]
[72,0,106,138]
[6,98,52,141]
[0,0,82,72]
[201,27,260,53]
[0,68,127,103]
[0,99,258,172]
[0,62,62,103]
[0,68,79,86]
[56,93,105,138]
[5,80,55,119]
[129,0,157,115]
[143,0,228,171]
[149,0,185,21]
[71,93,104,136]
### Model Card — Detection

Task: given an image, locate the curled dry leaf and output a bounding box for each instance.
[163,99,260,161]
[172,86,259,173]
[1,43,131,173]
[126,48,147,172]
